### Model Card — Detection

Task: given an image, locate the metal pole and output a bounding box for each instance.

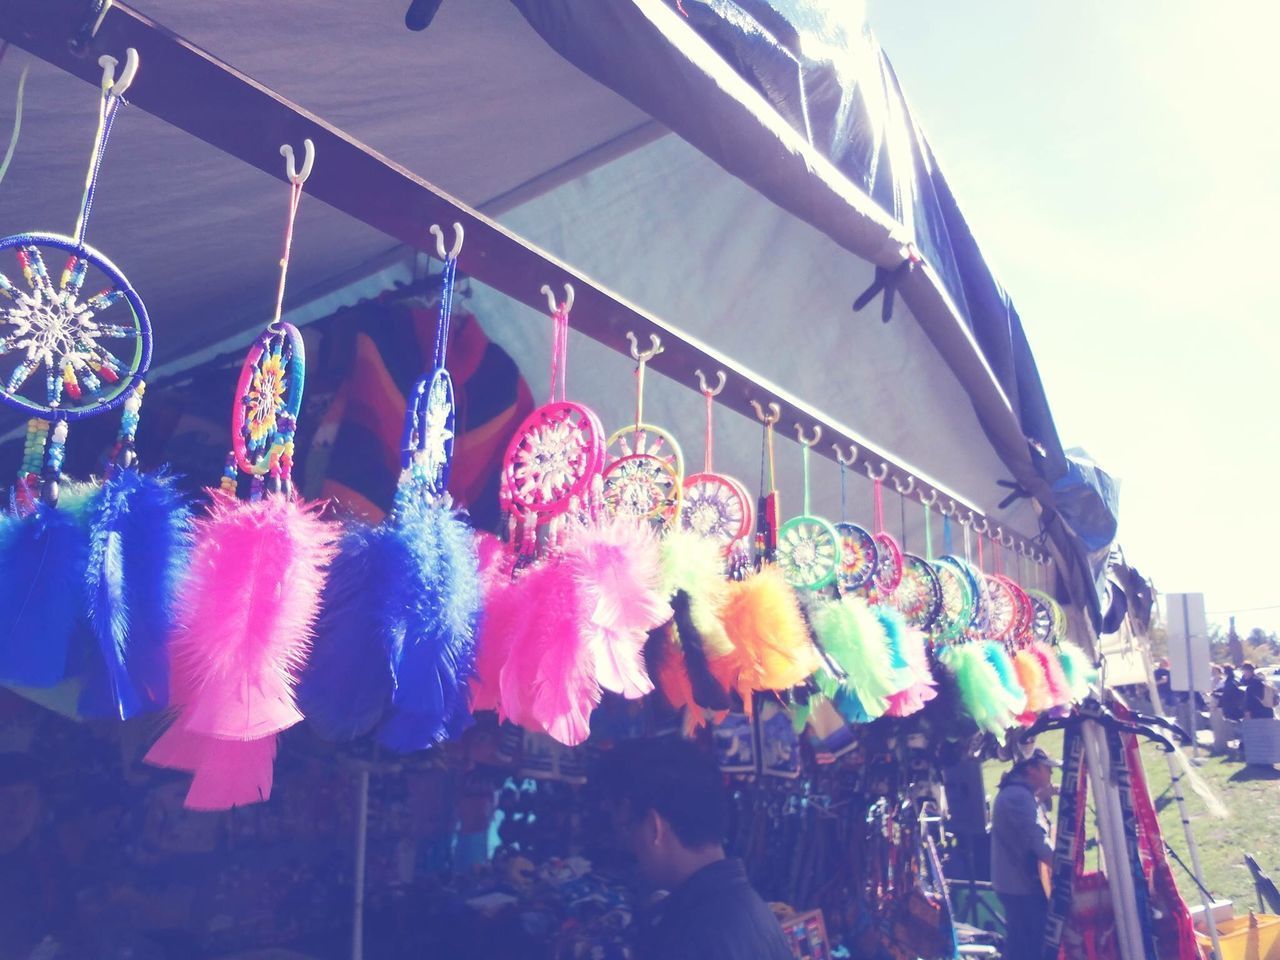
[1082,721,1144,960]
[1160,750,1221,959]
[352,766,370,960]
[1184,594,1199,760]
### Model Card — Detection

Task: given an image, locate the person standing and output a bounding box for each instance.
[1241,662,1276,720]
[597,738,793,960]
[991,748,1059,960]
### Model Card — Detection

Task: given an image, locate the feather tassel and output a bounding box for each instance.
[671,590,731,710]
[1032,641,1071,706]
[874,605,916,697]
[1014,647,1054,714]
[469,533,518,715]
[646,623,706,736]
[81,469,192,720]
[1056,640,1096,702]
[809,596,896,719]
[661,530,732,657]
[885,624,938,718]
[983,641,1029,717]
[936,643,1020,735]
[0,484,98,687]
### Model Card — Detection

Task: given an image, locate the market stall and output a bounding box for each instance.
[0,2,1164,959]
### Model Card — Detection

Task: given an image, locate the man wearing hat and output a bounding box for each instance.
[991,747,1059,960]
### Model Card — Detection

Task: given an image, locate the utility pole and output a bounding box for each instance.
[1228,615,1243,667]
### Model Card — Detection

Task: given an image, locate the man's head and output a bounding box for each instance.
[1011,747,1060,795]
[595,738,728,889]
[1243,662,1257,680]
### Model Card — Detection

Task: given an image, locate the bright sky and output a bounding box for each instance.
[868,1,1280,636]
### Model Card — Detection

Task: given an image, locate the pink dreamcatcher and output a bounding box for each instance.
[680,370,753,553]
[602,332,684,529]
[500,284,605,552]
[864,464,903,602]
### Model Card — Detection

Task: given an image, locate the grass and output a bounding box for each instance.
[980,728,1280,913]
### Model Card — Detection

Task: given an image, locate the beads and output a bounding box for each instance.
[21,418,49,476]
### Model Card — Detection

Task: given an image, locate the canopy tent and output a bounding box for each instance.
[0,0,1113,607]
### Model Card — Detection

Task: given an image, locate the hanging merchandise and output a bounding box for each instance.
[0,52,147,683]
[832,446,878,595]
[750,400,782,562]
[145,140,342,811]
[894,488,942,632]
[680,370,753,556]
[299,224,480,751]
[776,424,839,591]
[500,284,606,555]
[601,332,684,529]
[659,527,733,715]
[810,593,897,722]
[865,464,903,602]
[932,556,976,646]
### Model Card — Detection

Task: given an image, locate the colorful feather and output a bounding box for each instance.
[661,529,732,657]
[716,565,819,713]
[874,605,915,697]
[297,523,397,741]
[885,624,937,718]
[469,532,518,714]
[983,641,1029,717]
[646,622,706,736]
[377,495,481,752]
[1014,647,1054,717]
[671,590,731,710]
[936,643,1019,736]
[169,494,340,742]
[1032,641,1071,706]
[1056,640,1096,701]
[566,516,669,700]
[81,469,192,720]
[0,483,98,687]
[809,596,896,719]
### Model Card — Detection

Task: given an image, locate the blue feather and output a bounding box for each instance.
[376,492,480,753]
[81,469,192,720]
[0,491,94,687]
[299,524,398,741]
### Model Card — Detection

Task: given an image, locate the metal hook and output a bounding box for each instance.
[280,138,316,185]
[971,515,990,535]
[540,282,575,314]
[99,48,139,97]
[626,331,663,363]
[428,222,464,261]
[832,443,858,466]
[695,369,726,396]
[749,400,781,425]
[863,461,889,482]
[918,487,938,508]
[794,423,821,447]
[892,475,916,497]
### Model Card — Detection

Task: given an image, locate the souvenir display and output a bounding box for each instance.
[776,425,839,591]
[602,332,684,529]
[866,466,903,600]
[832,447,878,594]
[680,370,753,554]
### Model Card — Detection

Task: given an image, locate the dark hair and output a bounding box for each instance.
[1243,661,1256,672]
[594,738,728,849]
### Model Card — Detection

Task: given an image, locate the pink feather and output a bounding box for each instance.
[885,625,938,717]
[469,533,519,714]
[563,517,670,700]
[1032,641,1071,707]
[172,495,339,741]
[184,736,278,811]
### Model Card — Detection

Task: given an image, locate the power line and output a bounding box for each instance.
[1205,603,1280,615]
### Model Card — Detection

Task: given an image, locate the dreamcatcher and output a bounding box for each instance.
[301,223,480,752]
[146,140,342,811]
[602,332,683,529]
[680,370,753,554]
[895,488,942,632]
[832,444,878,594]
[0,52,150,506]
[776,424,839,591]
[500,283,605,554]
[864,463,903,601]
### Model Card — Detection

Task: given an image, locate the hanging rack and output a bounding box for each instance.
[0,0,1048,563]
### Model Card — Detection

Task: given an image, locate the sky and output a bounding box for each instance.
[867,1,1280,635]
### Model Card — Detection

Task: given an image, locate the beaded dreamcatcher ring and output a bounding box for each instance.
[831,445,877,593]
[863,466,904,599]
[602,333,683,528]
[679,371,753,552]
[232,321,305,481]
[776,424,839,590]
[896,554,943,631]
[984,573,1018,642]
[400,225,463,496]
[932,556,975,643]
[1027,588,1066,644]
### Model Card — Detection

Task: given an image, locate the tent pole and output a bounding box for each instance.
[1082,721,1144,960]
[353,766,370,960]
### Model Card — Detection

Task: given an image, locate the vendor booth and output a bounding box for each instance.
[0,2,1196,959]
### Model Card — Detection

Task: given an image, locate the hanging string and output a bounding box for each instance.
[899,488,907,552]
[633,357,647,433]
[801,443,811,516]
[74,83,125,247]
[976,532,985,573]
[702,388,714,473]
[838,460,847,521]
[432,255,457,369]
[943,512,953,555]
[923,500,933,561]
[547,302,569,403]
[962,521,971,562]
[267,180,306,330]
[873,477,885,534]
[0,55,30,193]
[765,417,777,492]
